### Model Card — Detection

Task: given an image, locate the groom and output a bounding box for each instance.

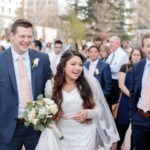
[0,19,52,150]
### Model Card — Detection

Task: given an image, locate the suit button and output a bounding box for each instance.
[14,118,17,121]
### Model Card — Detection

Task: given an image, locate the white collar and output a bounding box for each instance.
[113,47,122,55]
[11,46,29,61]
[90,58,99,65]
[146,58,150,67]
[52,50,62,57]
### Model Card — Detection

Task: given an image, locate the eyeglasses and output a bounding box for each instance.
[55,47,62,49]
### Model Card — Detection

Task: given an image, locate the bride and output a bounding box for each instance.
[36,50,119,150]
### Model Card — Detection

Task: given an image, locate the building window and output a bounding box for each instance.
[1,7,4,13]
[9,8,11,14]
[27,1,33,7]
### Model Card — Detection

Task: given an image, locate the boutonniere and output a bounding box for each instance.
[32,58,40,69]
[95,69,100,75]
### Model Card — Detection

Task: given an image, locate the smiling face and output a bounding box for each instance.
[100,50,108,59]
[64,56,83,81]
[10,26,33,55]
[88,47,99,62]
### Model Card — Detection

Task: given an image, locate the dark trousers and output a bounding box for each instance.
[117,124,134,150]
[132,124,150,150]
[108,79,120,105]
[0,123,40,150]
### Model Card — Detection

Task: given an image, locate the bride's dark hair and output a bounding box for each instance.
[52,50,95,123]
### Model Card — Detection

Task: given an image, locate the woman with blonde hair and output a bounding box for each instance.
[100,45,111,62]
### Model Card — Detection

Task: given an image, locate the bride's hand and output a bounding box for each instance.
[110,142,117,150]
[73,110,88,123]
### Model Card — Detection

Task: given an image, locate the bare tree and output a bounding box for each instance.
[92,1,117,33]
[137,0,150,29]
[28,0,59,28]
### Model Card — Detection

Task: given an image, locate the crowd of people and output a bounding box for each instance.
[0,19,150,150]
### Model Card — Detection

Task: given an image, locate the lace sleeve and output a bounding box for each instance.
[87,102,102,118]
[45,79,53,95]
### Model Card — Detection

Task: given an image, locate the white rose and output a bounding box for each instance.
[28,108,36,121]
[44,98,54,105]
[37,101,43,106]
[95,69,100,75]
[39,108,46,115]
[31,118,39,125]
[34,58,39,66]
[49,104,58,115]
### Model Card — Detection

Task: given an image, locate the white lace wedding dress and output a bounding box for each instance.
[36,80,97,150]
[36,71,120,150]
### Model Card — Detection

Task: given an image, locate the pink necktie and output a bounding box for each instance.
[18,56,32,108]
[90,62,95,76]
[51,55,57,74]
[142,70,150,112]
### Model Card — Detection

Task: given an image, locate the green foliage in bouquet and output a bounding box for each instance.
[22,94,58,131]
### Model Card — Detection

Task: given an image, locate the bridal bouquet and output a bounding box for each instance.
[22,94,63,139]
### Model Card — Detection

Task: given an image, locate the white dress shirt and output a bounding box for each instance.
[49,50,62,75]
[89,58,99,76]
[11,48,33,117]
[137,58,150,110]
[106,47,128,79]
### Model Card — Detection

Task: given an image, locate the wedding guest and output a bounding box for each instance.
[100,45,111,62]
[80,45,88,61]
[31,40,42,51]
[36,50,119,150]
[0,45,5,52]
[84,45,112,106]
[0,19,52,150]
[117,47,144,150]
[106,36,128,107]
[130,33,150,150]
[95,39,102,49]
[40,38,46,52]
[45,42,52,54]
[49,40,63,75]
[0,35,7,49]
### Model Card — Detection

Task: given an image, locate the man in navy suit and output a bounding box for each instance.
[0,19,52,150]
[84,45,112,105]
[130,33,150,150]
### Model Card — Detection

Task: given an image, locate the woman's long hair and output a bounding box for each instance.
[52,50,95,123]
[127,47,144,71]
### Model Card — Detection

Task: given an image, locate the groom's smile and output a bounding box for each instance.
[10,26,33,55]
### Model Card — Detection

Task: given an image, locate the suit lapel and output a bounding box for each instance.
[138,59,146,92]
[5,48,18,94]
[94,59,101,76]
[29,49,37,97]
[84,61,90,70]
